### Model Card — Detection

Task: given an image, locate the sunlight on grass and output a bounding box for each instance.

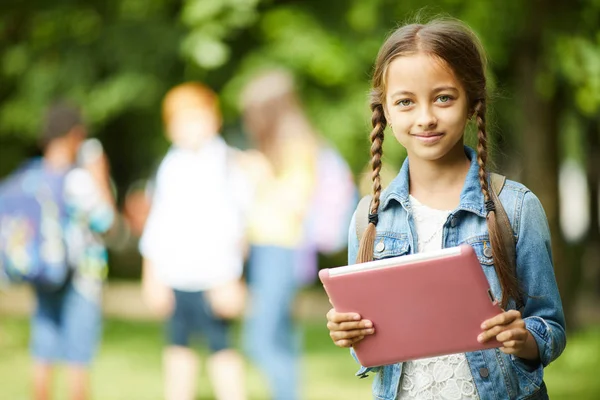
[1,317,599,399]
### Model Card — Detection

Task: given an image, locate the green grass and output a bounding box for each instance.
[0,317,599,399]
[0,317,370,400]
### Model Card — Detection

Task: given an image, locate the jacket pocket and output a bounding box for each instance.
[465,236,522,310]
[372,233,411,260]
[464,235,494,266]
[497,349,544,399]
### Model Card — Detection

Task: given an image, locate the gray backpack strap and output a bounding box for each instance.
[490,172,506,197]
[489,173,522,307]
[355,194,373,243]
[489,173,513,245]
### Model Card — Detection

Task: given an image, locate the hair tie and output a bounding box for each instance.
[368,213,379,226]
[485,200,495,213]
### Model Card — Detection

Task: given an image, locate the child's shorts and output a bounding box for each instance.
[167,289,231,353]
[31,281,102,365]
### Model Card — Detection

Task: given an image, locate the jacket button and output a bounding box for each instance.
[375,242,385,252]
[479,367,489,378]
[483,247,493,258]
[450,216,458,227]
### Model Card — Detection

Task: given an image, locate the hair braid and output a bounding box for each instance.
[475,100,520,309]
[475,101,491,202]
[356,103,386,264]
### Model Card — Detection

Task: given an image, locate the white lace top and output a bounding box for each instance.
[397,196,480,400]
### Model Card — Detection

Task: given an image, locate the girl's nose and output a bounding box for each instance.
[416,105,438,129]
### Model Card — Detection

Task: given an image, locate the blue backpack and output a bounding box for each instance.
[0,160,70,291]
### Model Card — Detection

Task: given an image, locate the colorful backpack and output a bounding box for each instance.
[296,146,358,285]
[0,160,70,291]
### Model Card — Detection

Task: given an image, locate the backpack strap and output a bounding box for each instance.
[490,172,506,197]
[489,173,516,252]
[355,194,372,243]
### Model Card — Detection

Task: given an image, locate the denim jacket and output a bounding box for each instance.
[348,146,566,400]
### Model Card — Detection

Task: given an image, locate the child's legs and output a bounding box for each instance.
[165,289,246,400]
[244,245,299,400]
[163,346,199,400]
[33,362,53,400]
[31,286,65,400]
[189,289,245,400]
[208,349,246,400]
[165,290,200,400]
[62,285,101,400]
[65,365,90,400]
[31,282,99,400]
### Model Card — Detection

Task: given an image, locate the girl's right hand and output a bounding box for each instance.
[326,308,375,348]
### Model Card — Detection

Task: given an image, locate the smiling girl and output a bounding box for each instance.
[325,19,566,400]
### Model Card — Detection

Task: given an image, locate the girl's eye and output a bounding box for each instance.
[436,95,452,103]
[397,99,413,107]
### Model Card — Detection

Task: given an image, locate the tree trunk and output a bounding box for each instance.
[586,118,600,296]
[515,3,574,327]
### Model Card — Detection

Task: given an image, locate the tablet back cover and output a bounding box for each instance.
[319,245,503,367]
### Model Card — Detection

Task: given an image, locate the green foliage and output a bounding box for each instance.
[0,0,598,182]
[556,35,600,116]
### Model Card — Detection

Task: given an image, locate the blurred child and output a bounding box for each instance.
[0,102,116,400]
[139,82,249,400]
[239,69,323,400]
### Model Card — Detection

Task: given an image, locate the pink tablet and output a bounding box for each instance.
[319,244,503,367]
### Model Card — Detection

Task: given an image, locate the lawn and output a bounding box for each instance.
[0,317,599,399]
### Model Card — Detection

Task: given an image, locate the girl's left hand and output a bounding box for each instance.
[477,310,539,360]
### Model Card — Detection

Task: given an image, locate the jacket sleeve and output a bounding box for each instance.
[516,190,567,367]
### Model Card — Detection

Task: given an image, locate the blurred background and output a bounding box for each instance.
[0,0,599,399]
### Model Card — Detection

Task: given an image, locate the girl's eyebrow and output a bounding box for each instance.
[389,86,459,98]
[432,86,459,94]
[389,90,415,98]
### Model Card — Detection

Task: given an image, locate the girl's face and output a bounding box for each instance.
[384,53,470,162]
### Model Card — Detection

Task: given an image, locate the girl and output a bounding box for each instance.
[326,19,566,400]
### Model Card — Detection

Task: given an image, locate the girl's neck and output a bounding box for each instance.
[407,144,470,210]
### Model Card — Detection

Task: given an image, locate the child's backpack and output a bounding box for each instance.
[308,146,359,254]
[0,160,70,291]
[296,146,358,285]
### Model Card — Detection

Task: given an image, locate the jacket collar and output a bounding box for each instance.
[379,146,487,217]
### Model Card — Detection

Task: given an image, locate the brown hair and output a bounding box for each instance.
[358,19,520,308]
[161,82,220,125]
[40,101,84,148]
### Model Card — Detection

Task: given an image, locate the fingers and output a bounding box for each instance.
[478,310,525,344]
[326,308,360,324]
[327,318,372,331]
[333,336,364,348]
[330,327,374,343]
[478,325,505,343]
[481,309,521,330]
[496,328,527,343]
[326,308,375,348]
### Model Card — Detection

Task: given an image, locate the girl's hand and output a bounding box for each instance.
[478,310,539,361]
[326,308,375,348]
